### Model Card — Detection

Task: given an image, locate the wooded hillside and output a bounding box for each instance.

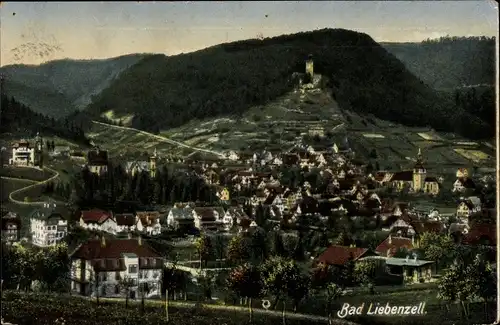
[85,29,492,139]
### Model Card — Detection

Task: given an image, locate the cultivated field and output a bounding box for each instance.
[87,122,195,158]
[453,148,491,163]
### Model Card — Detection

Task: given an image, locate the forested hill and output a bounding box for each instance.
[85,28,491,139]
[0,94,90,146]
[0,54,150,118]
[382,36,496,90]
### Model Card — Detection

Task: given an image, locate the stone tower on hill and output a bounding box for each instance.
[305,54,314,80]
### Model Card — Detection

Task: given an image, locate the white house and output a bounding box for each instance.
[79,210,117,234]
[135,211,162,236]
[452,177,476,193]
[9,140,35,166]
[222,207,249,231]
[456,197,481,218]
[166,204,195,230]
[225,151,239,161]
[193,207,224,231]
[30,203,68,247]
[70,237,163,299]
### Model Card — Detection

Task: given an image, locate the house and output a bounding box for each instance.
[216,187,230,201]
[316,245,377,267]
[70,237,163,298]
[225,151,239,161]
[87,148,108,174]
[30,203,68,247]
[50,145,71,157]
[462,222,496,246]
[223,207,250,231]
[1,211,21,243]
[124,161,150,176]
[375,235,414,257]
[9,140,35,166]
[452,177,476,193]
[456,197,481,218]
[135,211,162,235]
[193,207,223,232]
[115,213,137,233]
[360,255,434,284]
[166,204,195,230]
[79,210,117,234]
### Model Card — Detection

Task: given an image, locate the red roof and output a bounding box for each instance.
[391,171,413,182]
[71,238,161,260]
[80,209,112,224]
[316,245,370,266]
[375,236,413,257]
[463,223,496,246]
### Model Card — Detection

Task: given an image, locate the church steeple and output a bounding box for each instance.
[150,147,158,178]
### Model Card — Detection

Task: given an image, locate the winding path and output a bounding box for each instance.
[91,120,225,158]
[5,166,60,206]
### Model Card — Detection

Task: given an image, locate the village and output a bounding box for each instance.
[1,125,496,321]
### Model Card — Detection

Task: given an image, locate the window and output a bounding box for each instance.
[128,265,138,274]
[115,285,120,294]
[115,272,121,281]
[101,272,107,281]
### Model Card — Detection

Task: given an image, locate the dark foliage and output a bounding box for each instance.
[0,94,90,145]
[71,164,219,210]
[383,36,496,90]
[85,28,492,140]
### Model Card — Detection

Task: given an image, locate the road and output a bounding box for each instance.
[6,166,61,206]
[91,120,225,158]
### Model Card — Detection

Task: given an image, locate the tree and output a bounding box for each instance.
[40,243,70,292]
[226,263,263,322]
[195,235,214,269]
[227,235,251,265]
[138,282,151,315]
[354,259,378,294]
[417,232,456,271]
[287,271,310,312]
[118,276,136,308]
[260,256,302,324]
[326,283,344,324]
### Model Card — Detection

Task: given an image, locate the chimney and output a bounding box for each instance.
[138,236,142,246]
[100,236,106,247]
[411,235,415,245]
[388,234,392,244]
[128,232,132,239]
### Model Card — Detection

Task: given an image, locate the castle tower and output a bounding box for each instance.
[34,132,43,168]
[150,147,158,178]
[412,148,426,192]
[305,54,314,80]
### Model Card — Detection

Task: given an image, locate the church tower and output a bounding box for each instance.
[150,147,158,178]
[412,148,426,192]
[34,132,43,168]
[305,54,314,81]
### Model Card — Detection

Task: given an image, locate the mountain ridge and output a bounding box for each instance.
[84,28,492,140]
[0,54,154,118]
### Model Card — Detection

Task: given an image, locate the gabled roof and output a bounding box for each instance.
[31,205,67,221]
[456,177,476,188]
[136,211,161,226]
[71,238,162,260]
[81,209,113,224]
[390,171,413,182]
[87,149,108,166]
[115,213,136,226]
[225,207,249,219]
[316,245,371,266]
[375,236,413,257]
[193,207,218,221]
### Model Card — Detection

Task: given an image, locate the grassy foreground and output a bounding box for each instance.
[0,291,340,325]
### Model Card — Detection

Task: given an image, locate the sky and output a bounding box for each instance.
[0,1,498,66]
